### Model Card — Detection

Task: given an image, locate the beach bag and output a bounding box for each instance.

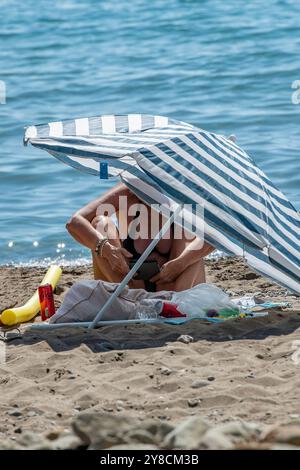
[50,280,172,323]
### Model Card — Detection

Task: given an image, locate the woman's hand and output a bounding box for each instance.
[150,258,184,284]
[102,242,132,275]
[147,251,168,269]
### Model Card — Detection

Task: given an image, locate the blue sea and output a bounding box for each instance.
[0,0,299,266]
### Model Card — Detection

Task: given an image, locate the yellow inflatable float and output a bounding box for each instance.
[0,265,62,326]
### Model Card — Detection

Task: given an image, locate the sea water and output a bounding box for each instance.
[0,0,299,265]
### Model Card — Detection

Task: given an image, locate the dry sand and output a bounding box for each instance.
[1,256,300,449]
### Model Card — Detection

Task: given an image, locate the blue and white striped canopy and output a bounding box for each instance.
[24,114,300,295]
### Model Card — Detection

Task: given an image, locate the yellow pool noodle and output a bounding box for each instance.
[0,265,62,326]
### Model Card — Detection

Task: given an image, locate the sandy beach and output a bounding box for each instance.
[1,256,300,449]
[2,0,300,456]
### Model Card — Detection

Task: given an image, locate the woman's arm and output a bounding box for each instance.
[151,238,214,284]
[174,238,214,270]
[66,182,128,250]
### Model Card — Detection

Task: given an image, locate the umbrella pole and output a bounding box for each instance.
[29,318,166,330]
[28,204,182,331]
[89,204,182,329]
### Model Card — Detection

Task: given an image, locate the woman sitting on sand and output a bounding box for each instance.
[66,183,214,292]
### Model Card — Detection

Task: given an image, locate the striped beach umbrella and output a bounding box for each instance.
[24,114,300,296]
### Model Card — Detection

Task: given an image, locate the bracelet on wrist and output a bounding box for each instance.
[94,238,109,257]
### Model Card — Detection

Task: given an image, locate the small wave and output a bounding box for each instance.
[207,250,226,260]
[3,255,92,268]
[2,250,226,268]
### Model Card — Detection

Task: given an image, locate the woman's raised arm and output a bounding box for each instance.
[66,182,128,249]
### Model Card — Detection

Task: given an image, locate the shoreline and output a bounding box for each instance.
[0,249,225,270]
[1,256,300,449]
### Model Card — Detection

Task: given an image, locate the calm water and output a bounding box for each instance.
[0,0,300,265]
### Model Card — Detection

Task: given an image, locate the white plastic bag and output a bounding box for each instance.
[171,283,238,318]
